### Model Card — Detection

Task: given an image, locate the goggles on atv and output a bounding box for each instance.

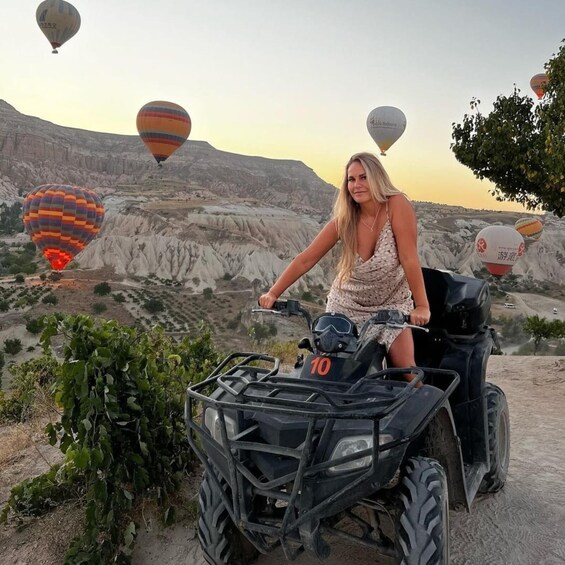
[313,314,357,336]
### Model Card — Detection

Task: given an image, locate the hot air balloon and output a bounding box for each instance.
[136,101,191,166]
[23,184,105,271]
[475,225,524,276]
[515,217,543,240]
[530,73,548,100]
[366,106,406,156]
[36,0,81,54]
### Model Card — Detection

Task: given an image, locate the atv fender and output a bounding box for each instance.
[421,404,469,511]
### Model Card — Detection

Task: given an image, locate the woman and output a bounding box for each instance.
[259,152,430,376]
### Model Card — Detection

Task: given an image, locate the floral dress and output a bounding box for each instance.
[325,210,413,351]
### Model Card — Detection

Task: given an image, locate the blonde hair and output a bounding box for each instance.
[333,152,402,285]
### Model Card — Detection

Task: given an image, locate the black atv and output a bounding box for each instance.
[185,267,510,564]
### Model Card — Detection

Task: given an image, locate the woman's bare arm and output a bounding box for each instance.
[259,220,339,308]
[388,195,430,324]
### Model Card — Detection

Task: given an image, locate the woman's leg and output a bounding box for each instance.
[387,329,420,383]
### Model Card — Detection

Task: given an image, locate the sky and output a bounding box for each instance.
[2,0,565,213]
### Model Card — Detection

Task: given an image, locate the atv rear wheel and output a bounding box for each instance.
[479,382,510,493]
[198,472,259,565]
[395,456,449,565]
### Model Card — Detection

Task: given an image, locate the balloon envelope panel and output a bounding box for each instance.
[23,184,105,270]
[136,101,191,164]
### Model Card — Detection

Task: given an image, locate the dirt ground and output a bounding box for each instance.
[1,355,564,565]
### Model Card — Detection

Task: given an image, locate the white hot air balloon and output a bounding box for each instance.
[474,225,525,276]
[366,106,407,156]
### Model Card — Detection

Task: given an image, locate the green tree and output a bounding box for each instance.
[203,287,213,300]
[93,282,112,296]
[451,41,565,215]
[523,316,562,355]
[14,274,25,283]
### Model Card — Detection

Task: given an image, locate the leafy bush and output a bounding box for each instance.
[0,355,60,422]
[93,282,112,296]
[4,338,22,355]
[92,302,107,314]
[112,293,126,303]
[14,274,25,283]
[143,297,164,314]
[26,317,45,335]
[48,272,63,282]
[203,287,213,300]
[0,300,9,312]
[1,315,221,563]
[42,294,58,305]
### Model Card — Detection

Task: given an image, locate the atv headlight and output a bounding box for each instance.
[204,408,237,446]
[328,434,393,475]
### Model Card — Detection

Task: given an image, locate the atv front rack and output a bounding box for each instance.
[185,352,459,559]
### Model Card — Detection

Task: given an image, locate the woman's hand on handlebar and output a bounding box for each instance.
[409,305,431,327]
[258,291,278,309]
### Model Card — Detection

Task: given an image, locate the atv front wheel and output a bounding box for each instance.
[395,456,449,565]
[198,472,259,565]
[479,382,510,493]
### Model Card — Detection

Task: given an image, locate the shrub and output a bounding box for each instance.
[14,274,25,283]
[1,315,220,562]
[42,294,58,305]
[26,317,45,335]
[4,338,23,355]
[93,282,112,296]
[0,300,9,312]
[0,355,60,422]
[143,297,164,314]
[112,293,126,303]
[92,302,107,314]
[203,287,213,300]
[48,271,63,282]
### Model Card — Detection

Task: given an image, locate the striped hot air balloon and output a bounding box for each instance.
[136,101,191,166]
[515,217,543,240]
[36,0,81,54]
[530,73,548,100]
[23,184,105,271]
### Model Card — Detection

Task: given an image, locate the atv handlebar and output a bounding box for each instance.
[252,299,313,329]
[253,300,428,334]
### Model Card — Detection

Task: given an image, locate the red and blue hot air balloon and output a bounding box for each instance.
[136,101,191,166]
[23,184,105,270]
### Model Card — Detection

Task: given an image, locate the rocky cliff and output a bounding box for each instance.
[2,99,564,290]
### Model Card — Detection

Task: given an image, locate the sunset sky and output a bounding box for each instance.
[3,1,565,213]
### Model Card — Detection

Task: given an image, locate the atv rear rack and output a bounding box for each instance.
[185,352,459,559]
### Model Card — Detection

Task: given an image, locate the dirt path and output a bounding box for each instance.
[2,356,565,565]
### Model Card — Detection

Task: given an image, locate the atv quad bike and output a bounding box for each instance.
[185,267,510,564]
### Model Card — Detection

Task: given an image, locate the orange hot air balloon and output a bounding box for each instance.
[474,225,524,276]
[36,0,81,54]
[136,101,191,166]
[515,217,543,240]
[530,73,548,100]
[23,184,105,271]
